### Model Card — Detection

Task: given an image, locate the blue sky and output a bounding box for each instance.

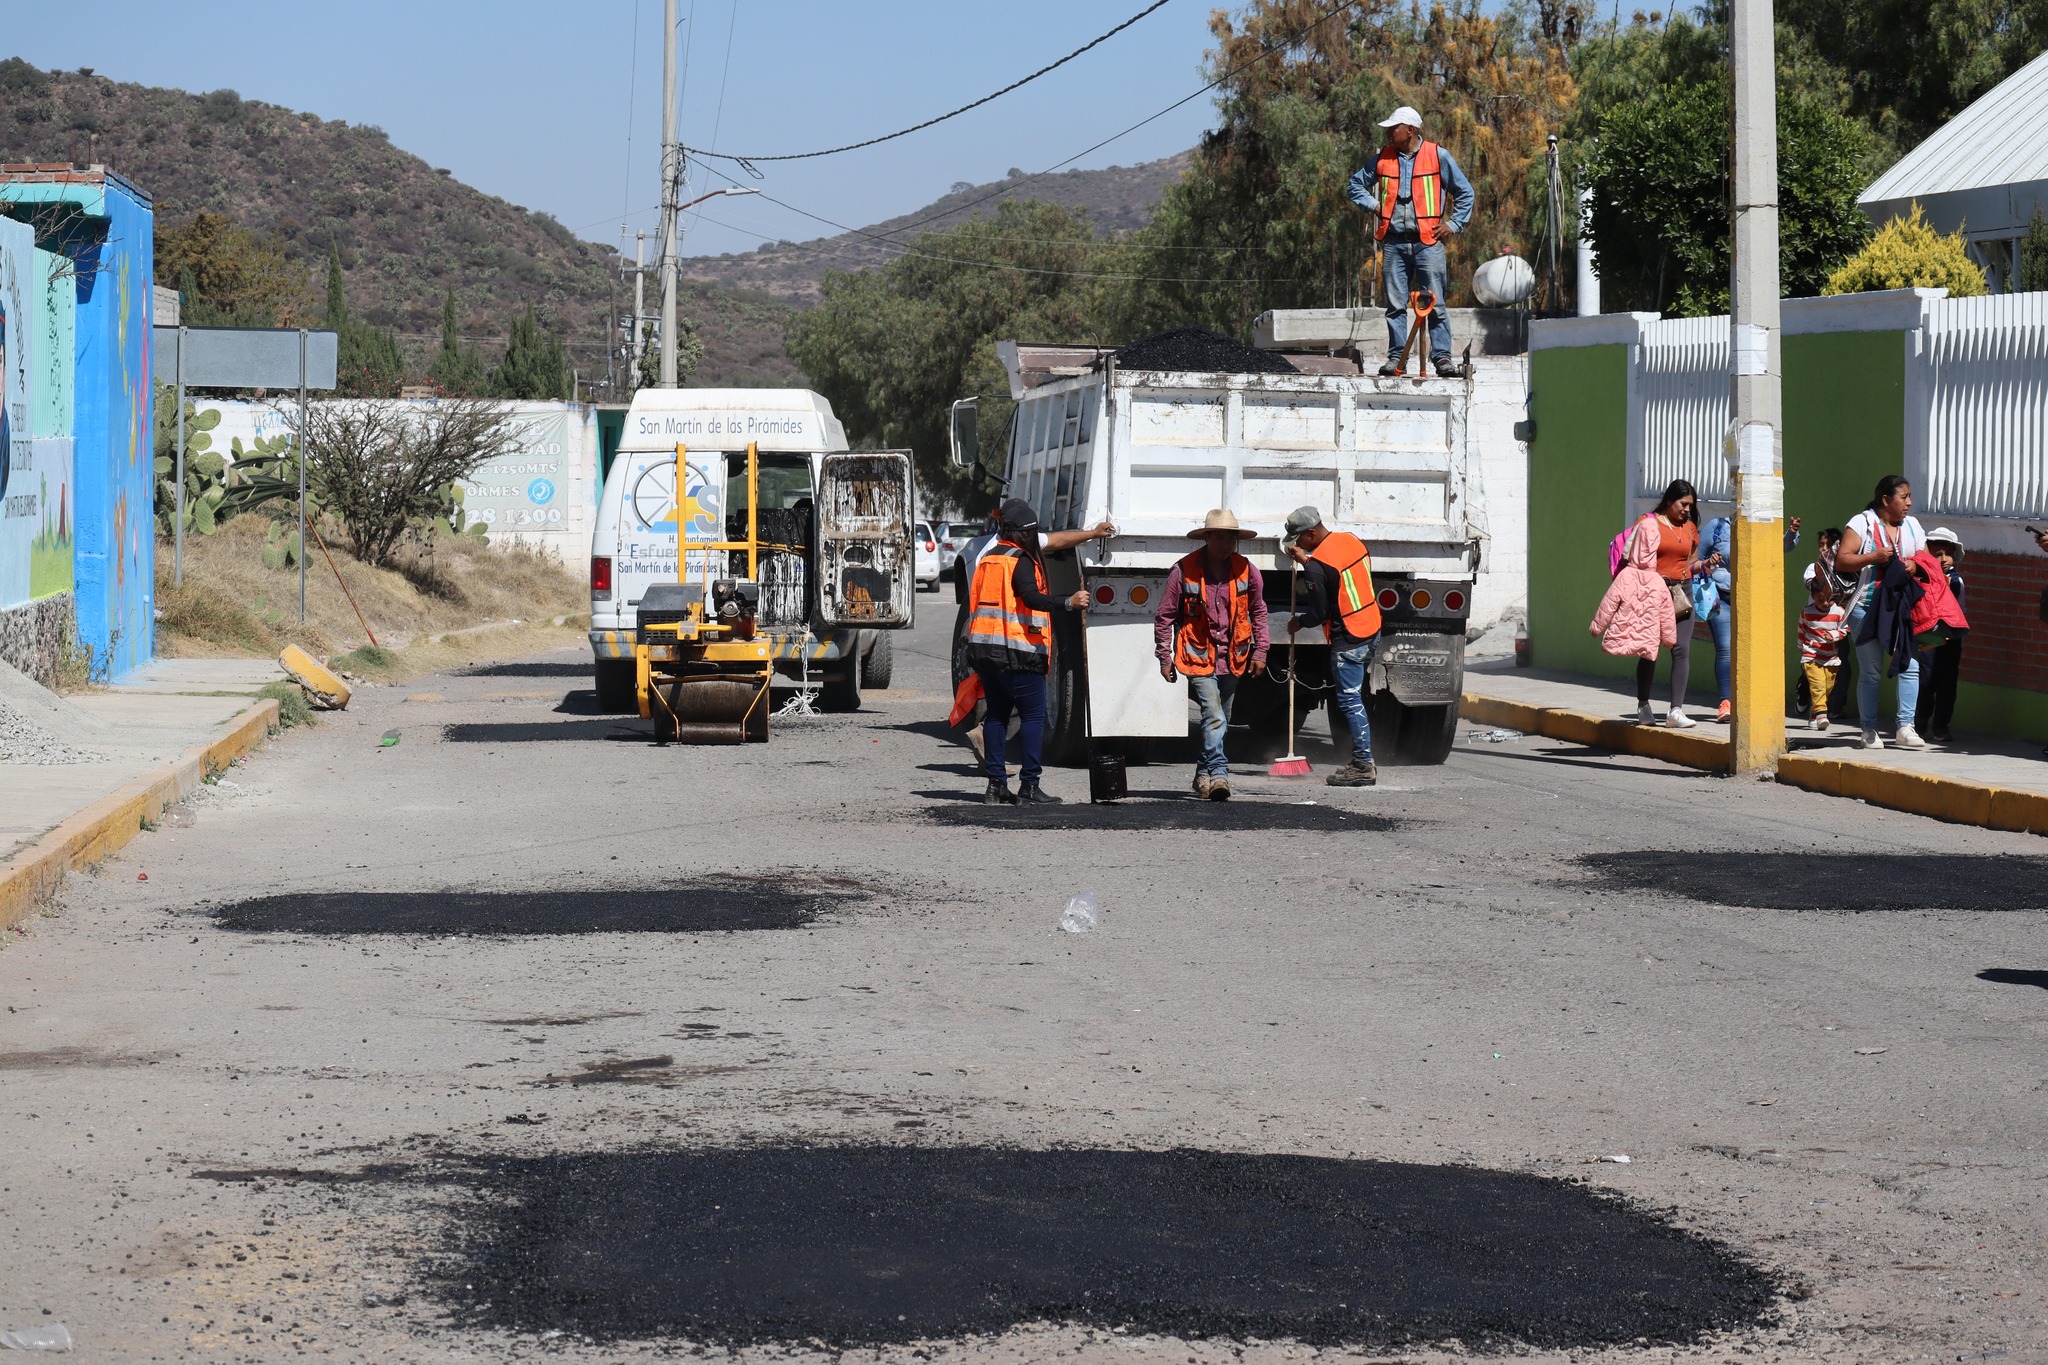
[5,0,1227,260]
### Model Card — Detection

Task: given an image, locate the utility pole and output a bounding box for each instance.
[633,230,648,384]
[657,0,681,388]
[1728,0,1785,773]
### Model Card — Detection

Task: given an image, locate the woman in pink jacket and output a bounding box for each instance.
[1591,501,1679,720]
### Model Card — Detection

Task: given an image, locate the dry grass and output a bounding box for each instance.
[157,515,588,680]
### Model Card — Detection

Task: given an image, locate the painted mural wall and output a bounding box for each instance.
[0,216,74,614]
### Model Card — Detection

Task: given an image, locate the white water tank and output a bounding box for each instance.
[1472,253,1535,307]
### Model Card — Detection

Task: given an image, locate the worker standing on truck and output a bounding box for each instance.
[1155,510,1269,802]
[1283,506,1384,788]
[964,498,1092,807]
[1346,106,1475,380]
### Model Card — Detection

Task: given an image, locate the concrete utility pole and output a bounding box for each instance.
[657,0,681,388]
[1728,0,1785,773]
[633,230,648,381]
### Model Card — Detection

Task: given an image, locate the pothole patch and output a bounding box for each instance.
[441,719,649,743]
[432,1145,1777,1351]
[209,876,861,935]
[1575,851,2048,911]
[453,661,593,678]
[925,800,1395,832]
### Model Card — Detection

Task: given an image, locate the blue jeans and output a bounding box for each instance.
[1188,673,1240,778]
[1383,239,1452,364]
[977,666,1047,784]
[1330,634,1379,766]
[1708,608,1732,704]
[1844,604,1919,732]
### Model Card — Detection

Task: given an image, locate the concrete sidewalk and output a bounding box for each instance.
[1,658,285,927]
[1463,657,2048,834]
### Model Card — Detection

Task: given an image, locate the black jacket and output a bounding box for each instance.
[1856,556,1924,678]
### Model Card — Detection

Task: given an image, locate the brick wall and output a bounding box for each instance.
[1957,551,2048,694]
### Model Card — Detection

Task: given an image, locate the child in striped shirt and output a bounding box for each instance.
[1798,569,1850,730]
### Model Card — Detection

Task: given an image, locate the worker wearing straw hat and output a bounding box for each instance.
[1154,510,1269,800]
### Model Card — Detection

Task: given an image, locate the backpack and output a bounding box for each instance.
[1609,514,1652,577]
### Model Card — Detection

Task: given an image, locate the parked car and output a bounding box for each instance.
[938,521,983,576]
[914,520,942,592]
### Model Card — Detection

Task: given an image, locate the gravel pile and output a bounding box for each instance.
[1115,326,1298,375]
[0,698,107,765]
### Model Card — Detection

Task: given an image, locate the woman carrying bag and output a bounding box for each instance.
[1629,481,1703,727]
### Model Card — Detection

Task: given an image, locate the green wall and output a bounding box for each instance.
[1528,344,1630,678]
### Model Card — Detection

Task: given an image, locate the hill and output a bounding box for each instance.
[0,57,1185,388]
[679,154,1191,305]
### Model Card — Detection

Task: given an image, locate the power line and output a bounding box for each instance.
[683,0,1176,165]
[618,0,641,244]
[686,0,742,237]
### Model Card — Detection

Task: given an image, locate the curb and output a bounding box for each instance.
[1463,689,2048,837]
[0,698,280,931]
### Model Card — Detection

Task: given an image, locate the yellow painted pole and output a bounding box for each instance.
[746,441,759,581]
[1730,482,1785,770]
[674,443,688,585]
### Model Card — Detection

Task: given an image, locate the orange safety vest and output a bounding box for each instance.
[1373,140,1446,246]
[1310,531,1382,641]
[1173,551,1257,677]
[964,543,1052,674]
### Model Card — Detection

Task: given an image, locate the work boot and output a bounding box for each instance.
[1017,780,1063,805]
[1208,775,1231,801]
[1193,774,1213,799]
[1377,360,1401,377]
[983,778,1018,806]
[1326,760,1378,788]
[1433,358,1462,379]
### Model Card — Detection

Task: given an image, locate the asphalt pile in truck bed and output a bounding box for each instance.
[1114,327,1298,375]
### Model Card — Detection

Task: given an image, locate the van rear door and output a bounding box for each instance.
[816,452,915,628]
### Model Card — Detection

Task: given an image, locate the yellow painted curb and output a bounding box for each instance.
[1461,691,1730,773]
[1465,688,2048,837]
[0,698,280,931]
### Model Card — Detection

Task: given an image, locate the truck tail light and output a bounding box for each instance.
[1095,585,1116,605]
[1378,587,1399,610]
[1129,585,1150,606]
[591,555,613,600]
[1444,589,1466,613]
[1410,588,1433,610]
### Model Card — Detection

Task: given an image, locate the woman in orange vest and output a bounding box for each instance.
[1283,506,1383,787]
[1345,106,1474,379]
[1153,510,1269,801]
[963,498,1091,805]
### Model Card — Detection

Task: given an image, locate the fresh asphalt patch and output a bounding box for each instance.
[453,661,592,678]
[1575,851,2048,911]
[925,799,1396,833]
[208,877,861,935]
[434,1145,1777,1351]
[442,719,649,743]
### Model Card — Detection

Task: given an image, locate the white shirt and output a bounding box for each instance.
[1844,510,1925,608]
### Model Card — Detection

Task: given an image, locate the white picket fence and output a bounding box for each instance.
[1634,316,1731,502]
[1919,291,2048,520]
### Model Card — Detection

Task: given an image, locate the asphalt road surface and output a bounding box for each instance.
[4,601,2045,1364]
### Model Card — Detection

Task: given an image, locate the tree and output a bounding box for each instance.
[1823,203,1986,296]
[155,212,313,326]
[2020,208,2048,293]
[1585,77,1874,315]
[427,291,486,396]
[299,399,520,566]
[491,307,571,400]
[787,201,1100,512]
[1101,0,1580,338]
[325,245,407,398]
[632,314,705,391]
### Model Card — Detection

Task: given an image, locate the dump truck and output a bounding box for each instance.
[948,325,1480,765]
[589,388,914,740]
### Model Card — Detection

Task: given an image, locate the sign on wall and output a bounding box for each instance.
[0,219,71,612]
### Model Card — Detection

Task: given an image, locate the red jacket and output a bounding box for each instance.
[1907,550,1967,642]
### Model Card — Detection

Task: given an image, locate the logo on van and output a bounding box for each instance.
[630,462,720,536]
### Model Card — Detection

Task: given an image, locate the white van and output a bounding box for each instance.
[588,388,913,712]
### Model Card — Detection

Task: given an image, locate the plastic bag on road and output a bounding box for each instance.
[0,1322,73,1350]
[1058,891,1100,934]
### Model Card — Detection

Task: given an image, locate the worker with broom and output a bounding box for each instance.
[1154,510,1269,801]
[1283,506,1383,788]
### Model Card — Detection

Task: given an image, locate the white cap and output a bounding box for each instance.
[1925,526,1963,550]
[1378,106,1423,130]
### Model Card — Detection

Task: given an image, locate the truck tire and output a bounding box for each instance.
[819,670,861,713]
[594,658,637,713]
[861,633,894,690]
[1393,697,1460,765]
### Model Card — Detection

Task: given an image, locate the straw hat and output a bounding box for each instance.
[1187,509,1256,541]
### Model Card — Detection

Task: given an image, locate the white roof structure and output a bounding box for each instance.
[1860,48,2048,282]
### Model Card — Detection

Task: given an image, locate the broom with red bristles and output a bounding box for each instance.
[1268,564,1313,778]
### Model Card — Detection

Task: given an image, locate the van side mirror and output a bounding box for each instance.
[948,397,979,469]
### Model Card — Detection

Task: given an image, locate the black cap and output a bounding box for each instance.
[998,498,1040,533]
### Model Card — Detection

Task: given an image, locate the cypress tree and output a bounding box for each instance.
[427,291,485,396]
[491,307,570,400]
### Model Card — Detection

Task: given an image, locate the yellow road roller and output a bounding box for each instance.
[634,440,915,744]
